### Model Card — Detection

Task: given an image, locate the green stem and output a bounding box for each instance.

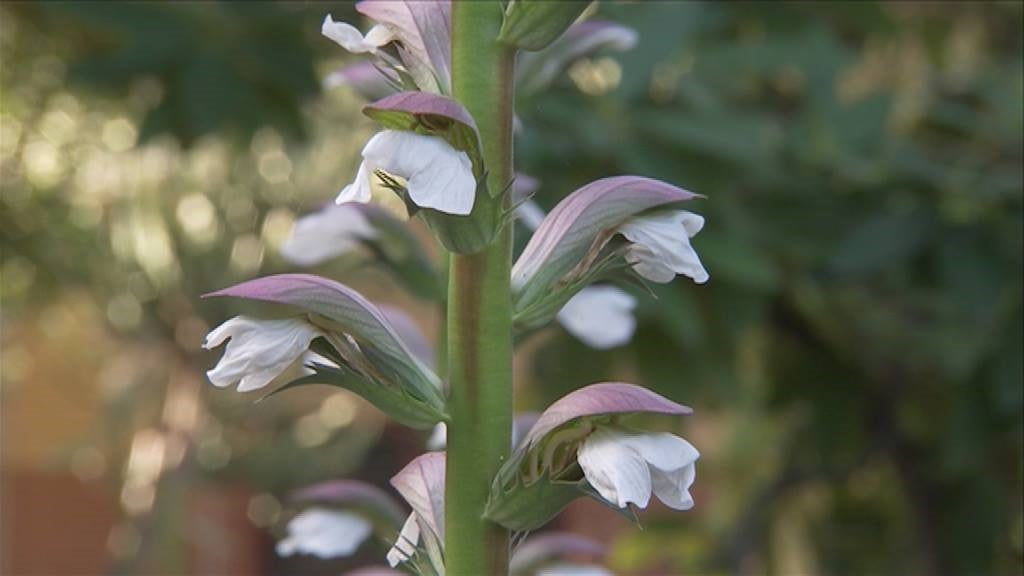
[446,2,515,575]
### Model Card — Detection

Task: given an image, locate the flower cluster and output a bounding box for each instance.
[202,2,708,574]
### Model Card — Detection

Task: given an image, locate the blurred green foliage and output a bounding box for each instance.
[522,2,1023,574]
[12,2,330,144]
[1,2,1021,575]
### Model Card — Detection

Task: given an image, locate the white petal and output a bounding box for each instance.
[624,245,677,283]
[336,160,374,206]
[678,210,705,236]
[426,422,447,451]
[616,432,699,511]
[236,367,285,393]
[363,24,396,48]
[362,130,475,215]
[302,351,339,371]
[276,508,372,559]
[577,428,652,509]
[556,286,637,349]
[203,315,255,349]
[205,316,320,392]
[618,432,700,473]
[386,513,421,567]
[651,460,696,510]
[537,564,614,576]
[280,204,377,267]
[516,199,546,231]
[322,14,388,54]
[618,210,709,284]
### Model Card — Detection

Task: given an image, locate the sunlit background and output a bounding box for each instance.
[2,2,1022,575]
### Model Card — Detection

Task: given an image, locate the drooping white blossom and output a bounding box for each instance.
[204,316,320,392]
[556,286,637,349]
[276,507,373,559]
[322,14,395,54]
[618,210,709,284]
[279,204,377,267]
[338,130,476,216]
[577,427,699,510]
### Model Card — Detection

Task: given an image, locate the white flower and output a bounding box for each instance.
[276,508,373,559]
[279,204,377,267]
[386,513,421,567]
[537,564,614,576]
[338,130,476,216]
[577,427,699,510]
[618,210,709,284]
[204,316,320,392]
[556,286,637,349]
[322,14,394,54]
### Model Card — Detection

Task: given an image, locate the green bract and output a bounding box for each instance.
[499,0,592,51]
[269,358,447,430]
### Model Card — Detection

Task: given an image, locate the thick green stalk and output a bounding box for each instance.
[446,2,515,575]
